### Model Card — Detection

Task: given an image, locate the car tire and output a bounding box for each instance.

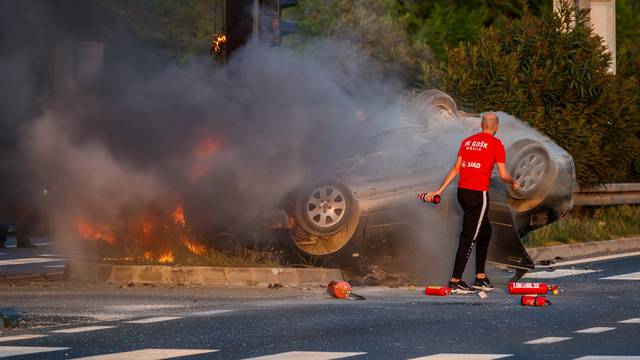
[506,139,555,201]
[292,180,355,237]
[414,89,459,122]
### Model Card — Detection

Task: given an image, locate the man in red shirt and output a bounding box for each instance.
[424,113,520,294]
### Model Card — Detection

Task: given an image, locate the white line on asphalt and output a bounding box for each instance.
[525,337,572,345]
[4,242,53,248]
[52,326,116,334]
[619,318,640,324]
[0,346,69,358]
[243,351,367,360]
[601,272,640,281]
[105,305,183,311]
[0,335,48,342]
[536,251,640,268]
[38,253,62,257]
[523,269,601,279]
[71,348,219,360]
[574,356,640,359]
[44,264,66,268]
[0,253,6,255]
[124,317,183,324]
[408,354,514,360]
[574,327,616,334]
[190,309,232,316]
[0,258,62,266]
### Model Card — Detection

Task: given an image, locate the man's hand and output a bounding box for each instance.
[511,181,521,190]
[420,191,442,202]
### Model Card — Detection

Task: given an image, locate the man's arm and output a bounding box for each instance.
[496,163,521,190]
[425,156,462,202]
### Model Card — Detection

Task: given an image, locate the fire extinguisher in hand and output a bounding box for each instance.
[418,192,441,204]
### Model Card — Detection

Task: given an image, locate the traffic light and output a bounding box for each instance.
[258,0,298,46]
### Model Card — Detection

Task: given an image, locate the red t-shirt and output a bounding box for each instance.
[457,132,506,191]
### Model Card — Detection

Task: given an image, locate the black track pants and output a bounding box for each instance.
[451,187,492,279]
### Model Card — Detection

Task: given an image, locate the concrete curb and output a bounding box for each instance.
[526,237,640,262]
[66,263,345,286]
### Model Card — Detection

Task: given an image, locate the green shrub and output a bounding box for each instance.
[423,1,640,185]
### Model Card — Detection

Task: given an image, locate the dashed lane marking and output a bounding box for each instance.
[189,309,232,316]
[52,326,117,334]
[45,264,66,268]
[601,272,640,281]
[243,351,367,359]
[0,346,69,358]
[0,257,63,266]
[523,269,601,279]
[525,337,572,345]
[536,251,640,268]
[71,348,219,359]
[124,317,183,324]
[574,357,640,359]
[619,318,640,324]
[105,305,183,311]
[0,253,6,255]
[408,354,514,360]
[4,242,53,248]
[0,334,48,342]
[574,327,616,334]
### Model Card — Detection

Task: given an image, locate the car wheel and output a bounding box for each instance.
[289,180,360,256]
[506,139,555,201]
[293,181,354,236]
[414,89,459,122]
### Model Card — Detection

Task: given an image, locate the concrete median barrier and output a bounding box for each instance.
[65,262,344,286]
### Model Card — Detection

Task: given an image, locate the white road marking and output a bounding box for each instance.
[0,346,69,357]
[0,258,62,266]
[574,357,640,359]
[38,253,61,257]
[619,318,640,324]
[190,309,232,316]
[72,348,218,359]
[105,305,183,311]
[536,251,640,268]
[523,269,601,279]
[243,351,366,360]
[601,272,640,280]
[52,325,116,334]
[408,354,513,360]
[0,253,6,255]
[125,317,183,324]
[0,334,48,342]
[574,327,616,334]
[45,264,66,268]
[525,336,572,345]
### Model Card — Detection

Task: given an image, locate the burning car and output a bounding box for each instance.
[275,90,576,280]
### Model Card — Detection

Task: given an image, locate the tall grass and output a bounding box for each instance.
[525,205,640,247]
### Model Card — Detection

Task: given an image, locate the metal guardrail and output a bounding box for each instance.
[574,183,640,206]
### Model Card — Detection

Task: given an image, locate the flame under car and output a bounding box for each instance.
[274,90,576,280]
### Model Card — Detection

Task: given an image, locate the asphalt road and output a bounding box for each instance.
[1,251,639,359]
[0,236,71,278]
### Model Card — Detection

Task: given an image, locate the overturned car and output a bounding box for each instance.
[270,90,576,280]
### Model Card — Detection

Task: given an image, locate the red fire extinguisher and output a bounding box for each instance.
[508,282,559,295]
[425,286,451,296]
[521,295,551,307]
[418,193,441,204]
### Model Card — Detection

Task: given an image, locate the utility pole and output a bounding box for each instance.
[554,0,617,73]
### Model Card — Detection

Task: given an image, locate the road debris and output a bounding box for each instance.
[478,291,488,299]
[1,307,21,328]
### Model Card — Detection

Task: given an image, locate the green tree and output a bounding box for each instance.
[423,2,640,185]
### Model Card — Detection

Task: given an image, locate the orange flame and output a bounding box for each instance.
[158,251,174,264]
[191,129,222,181]
[75,219,116,245]
[172,203,186,228]
[210,32,227,56]
[181,237,207,255]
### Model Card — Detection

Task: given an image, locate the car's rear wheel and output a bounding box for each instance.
[414,89,459,123]
[290,180,360,256]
